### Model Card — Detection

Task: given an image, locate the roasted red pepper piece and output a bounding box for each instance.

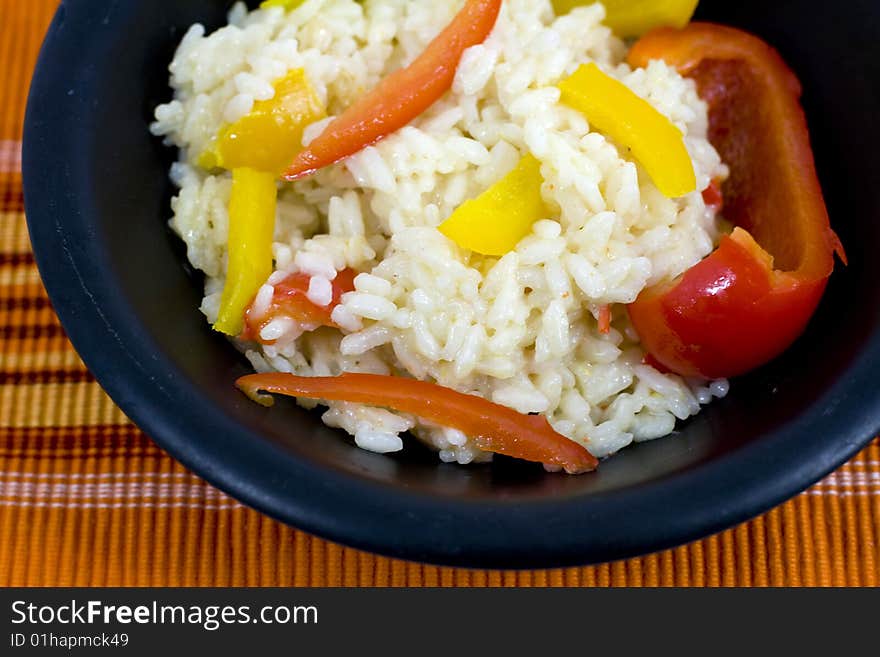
[282,0,502,180]
[237,372,598,474]
[242,268,358,343]
[626,23,845,379]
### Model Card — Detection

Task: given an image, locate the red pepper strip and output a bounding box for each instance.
[237,372,598,474]
[282,0,502,181]
[626,24,845,379]
[598,305,612,335]
[242,268,358,343]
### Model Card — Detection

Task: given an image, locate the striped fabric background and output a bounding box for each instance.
[1,0,877,587]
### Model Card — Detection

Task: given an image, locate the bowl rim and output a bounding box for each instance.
[21,0,880,569]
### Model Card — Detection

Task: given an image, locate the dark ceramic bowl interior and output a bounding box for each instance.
[23,0,880,568]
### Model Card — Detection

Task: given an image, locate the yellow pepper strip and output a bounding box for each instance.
[199,68,325,175]
[552,0,699,38]
[438,155,546,257]
[558,63,696,198]
[260,0,305,10]
[214,169,278,337]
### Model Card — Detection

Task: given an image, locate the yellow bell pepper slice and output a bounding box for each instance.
[553,0,699,38]
[438,155,546,257]
[260,0,306,11]
[199,68,325,175]
[214,168,278,337]
[558,63,696,198]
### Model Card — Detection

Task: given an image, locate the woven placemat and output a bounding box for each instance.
[2,0,877,587]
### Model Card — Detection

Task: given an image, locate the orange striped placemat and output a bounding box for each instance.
[1,0,878,587]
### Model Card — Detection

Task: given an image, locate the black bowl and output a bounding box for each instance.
[23,0,880,569]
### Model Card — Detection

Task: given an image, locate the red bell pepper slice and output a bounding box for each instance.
[701,178,723,212]
[626,23,845,379]
[236,372,599,474]
[282,0,502,181]
[598,305,612,335]
[242,268,358,343]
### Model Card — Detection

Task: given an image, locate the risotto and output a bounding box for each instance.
[151,0,733,470]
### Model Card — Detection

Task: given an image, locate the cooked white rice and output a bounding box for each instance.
[151,0,730,466]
